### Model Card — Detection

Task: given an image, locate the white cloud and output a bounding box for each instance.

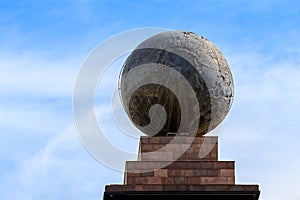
[0,50,100,199]
[0,49,132,199]
[0,51,79,98]
[219,47,300,200]
[0,125,123,200]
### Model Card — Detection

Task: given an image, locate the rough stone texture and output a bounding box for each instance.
[120,31,234,136]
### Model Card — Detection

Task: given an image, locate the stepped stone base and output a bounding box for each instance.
[103,136,260,200]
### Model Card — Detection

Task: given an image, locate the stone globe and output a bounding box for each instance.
[119,31,234,136]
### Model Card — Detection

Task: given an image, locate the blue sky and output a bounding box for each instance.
[1,0,300,199]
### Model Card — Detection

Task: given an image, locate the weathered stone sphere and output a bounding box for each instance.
[120,31,234,136]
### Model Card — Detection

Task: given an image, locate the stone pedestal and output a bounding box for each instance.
[103,136,260,200]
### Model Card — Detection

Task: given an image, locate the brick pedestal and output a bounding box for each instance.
[103,136,260,200]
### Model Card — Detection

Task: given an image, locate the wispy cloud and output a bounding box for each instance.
[0,48,131,200]
[220,44,300,200]
[0,51,79,98]
[0,125,123,200]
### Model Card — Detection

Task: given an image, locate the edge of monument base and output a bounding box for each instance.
[104,191,260,200]
[104,184,260,200]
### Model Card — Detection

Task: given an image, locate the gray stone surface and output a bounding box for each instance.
[120,31,234,136]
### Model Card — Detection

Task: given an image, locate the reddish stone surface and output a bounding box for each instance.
[138,136,218,161]
[105,136,259,194]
